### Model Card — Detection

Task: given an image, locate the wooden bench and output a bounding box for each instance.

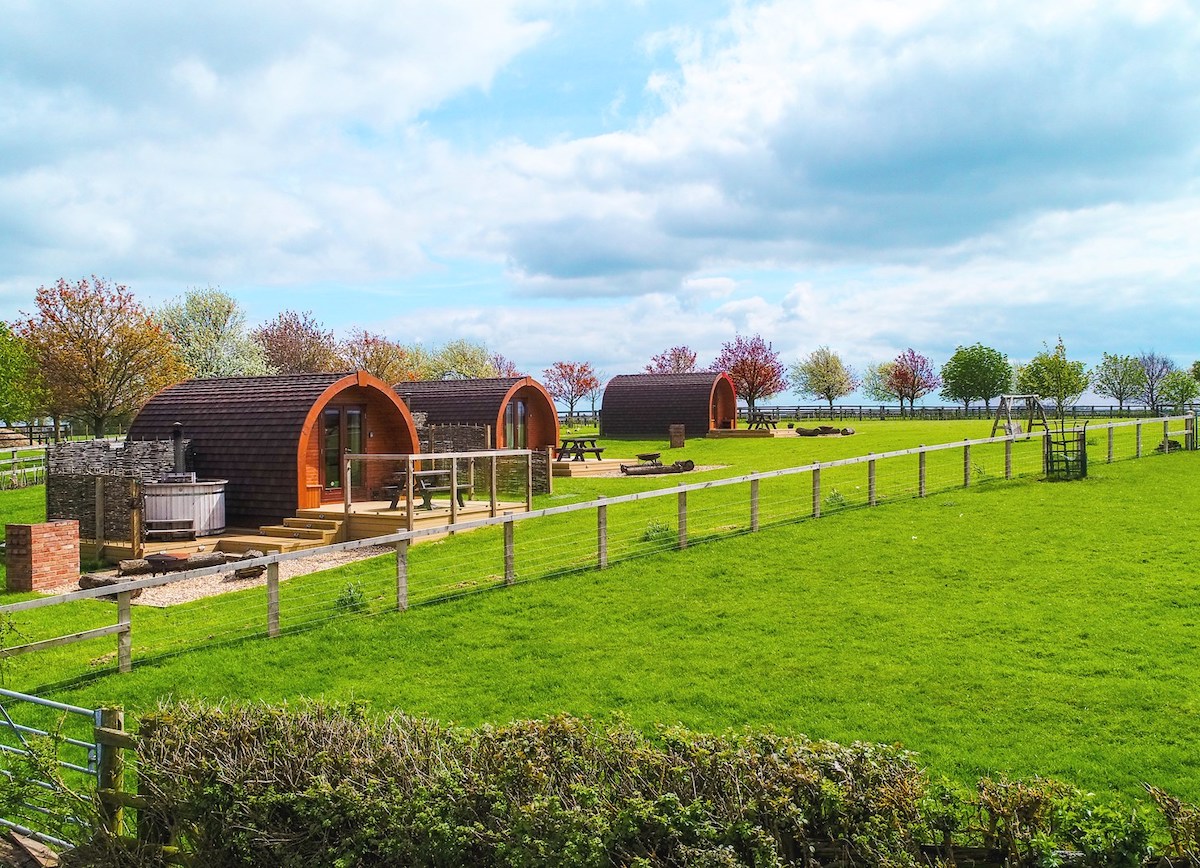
[384,469,466,511]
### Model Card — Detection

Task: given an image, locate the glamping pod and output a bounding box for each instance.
[600,372,738,438]
[128,371,419,527]
[393,376,560,451]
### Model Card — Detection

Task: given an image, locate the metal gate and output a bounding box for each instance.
[0,688,101,849]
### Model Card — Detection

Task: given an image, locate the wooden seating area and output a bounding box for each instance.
[557,436,605,461]
[383,469,466,511]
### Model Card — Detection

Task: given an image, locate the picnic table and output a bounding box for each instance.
[745,410,779,430]
[384,468,466,511]
[556,436,606,462]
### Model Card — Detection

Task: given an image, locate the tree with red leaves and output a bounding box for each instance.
[886,348,940,415]
[18,276,188,437]
[542,361,600,423]
[712,334,787,410]
[645,346,698,374]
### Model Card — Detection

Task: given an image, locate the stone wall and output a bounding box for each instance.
[47,475,143,542]
[48,439,187,478]
[5,520,79,591]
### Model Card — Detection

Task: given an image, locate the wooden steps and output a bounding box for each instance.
[552,458,629,477]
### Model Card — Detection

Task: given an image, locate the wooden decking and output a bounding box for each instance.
[552,458,629,477]
[84,496,528,563]
[296,498,527,541]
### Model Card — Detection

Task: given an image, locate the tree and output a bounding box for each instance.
[887,349,940,414]
[432,339,496,380]
[252,310,339,374]
[0,322,41,424]
[1158,370,1199,412]
[1138,352,1177,413]
[789,347,859,415]
[712,335,787,410]
[939,344,1011,411]
[1015,338,1089,417]
[542,361,600,423]
[18,276,188,437]
[585,374,605,419]
[645,346,699,374]
[490,352,523,378]
[1190,360,1200,382]
[1091,353,1146,411]
[862,362,899,404]
[337,329,413,382]
[159,287,273,378]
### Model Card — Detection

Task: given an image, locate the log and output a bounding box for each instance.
[116,558,154,577]
[619,459,696,476]
[78,574,143,601]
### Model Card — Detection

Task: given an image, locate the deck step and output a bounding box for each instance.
[282,517,342,531]
[257,525,336,543]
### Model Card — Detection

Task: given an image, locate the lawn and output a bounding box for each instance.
[3,419,1196,802]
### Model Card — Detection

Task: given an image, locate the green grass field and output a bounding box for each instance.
[3,419,1197,802]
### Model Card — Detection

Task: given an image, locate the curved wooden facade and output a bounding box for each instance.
[393,376,560,451]
[600,372,738,438]
[128,371,419,527]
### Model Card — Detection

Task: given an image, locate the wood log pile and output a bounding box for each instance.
[795,426,856,437]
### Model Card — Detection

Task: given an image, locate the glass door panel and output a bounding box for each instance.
[323,408,342,491]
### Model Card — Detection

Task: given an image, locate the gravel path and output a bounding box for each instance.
[43,544,396,608]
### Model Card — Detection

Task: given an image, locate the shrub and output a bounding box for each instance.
[334,582,367,613]
[641,520,673,543]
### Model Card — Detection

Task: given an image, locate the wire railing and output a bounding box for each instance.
[1,416,1194,689]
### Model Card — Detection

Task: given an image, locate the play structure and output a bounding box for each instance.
[990,394,1087,480]
[990,395,1051,437]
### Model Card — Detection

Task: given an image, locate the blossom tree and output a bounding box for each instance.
[789,347,858,416]
[252,310,339,374]
[712,334,787,410]
[542,361,600,423]
[645,346,698,374]
[887,349,940,415]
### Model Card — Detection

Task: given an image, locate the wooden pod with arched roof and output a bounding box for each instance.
[128,371,419,527]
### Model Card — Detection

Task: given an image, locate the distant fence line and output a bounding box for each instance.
[1,415,1194,685]
[559,405,1199,425]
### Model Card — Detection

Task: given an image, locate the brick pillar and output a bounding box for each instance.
[5,521,80,592]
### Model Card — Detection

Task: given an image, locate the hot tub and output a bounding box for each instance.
[143,479,228,535]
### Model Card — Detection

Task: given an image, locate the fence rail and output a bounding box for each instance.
[0,448,47,489]
[2,416,1194,684]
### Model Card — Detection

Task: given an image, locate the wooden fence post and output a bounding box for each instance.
[812,465,821,518]
[1164,419,1170,451]
[1004,438,1012,479]
[343,455,353,540]
[503,517,515,585]
[597,496,608,569]
[963,442,971,487]
[525,454,534,512]
[96,707,125,835]
[1188,413,1197,450]
[489,455,498,517]
[545,446,555,495]
[129,479,144,559]
[267,563,280,637]
[117,591,131,674]
[1136,421,1143,457]
[750,477,759,531]
[450,457,459,526]
[677,490,687,550]
[406,455,416,531]
[1107,426,1114,463]
[94,476,106,560]
[868,455,877,506]
[395,540,409,611]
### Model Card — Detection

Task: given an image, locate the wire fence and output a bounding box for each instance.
[1,416,1193,689]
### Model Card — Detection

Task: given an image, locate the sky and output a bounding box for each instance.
[2,0,1198,401]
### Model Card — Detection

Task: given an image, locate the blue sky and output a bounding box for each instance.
[2,0,1198,399]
